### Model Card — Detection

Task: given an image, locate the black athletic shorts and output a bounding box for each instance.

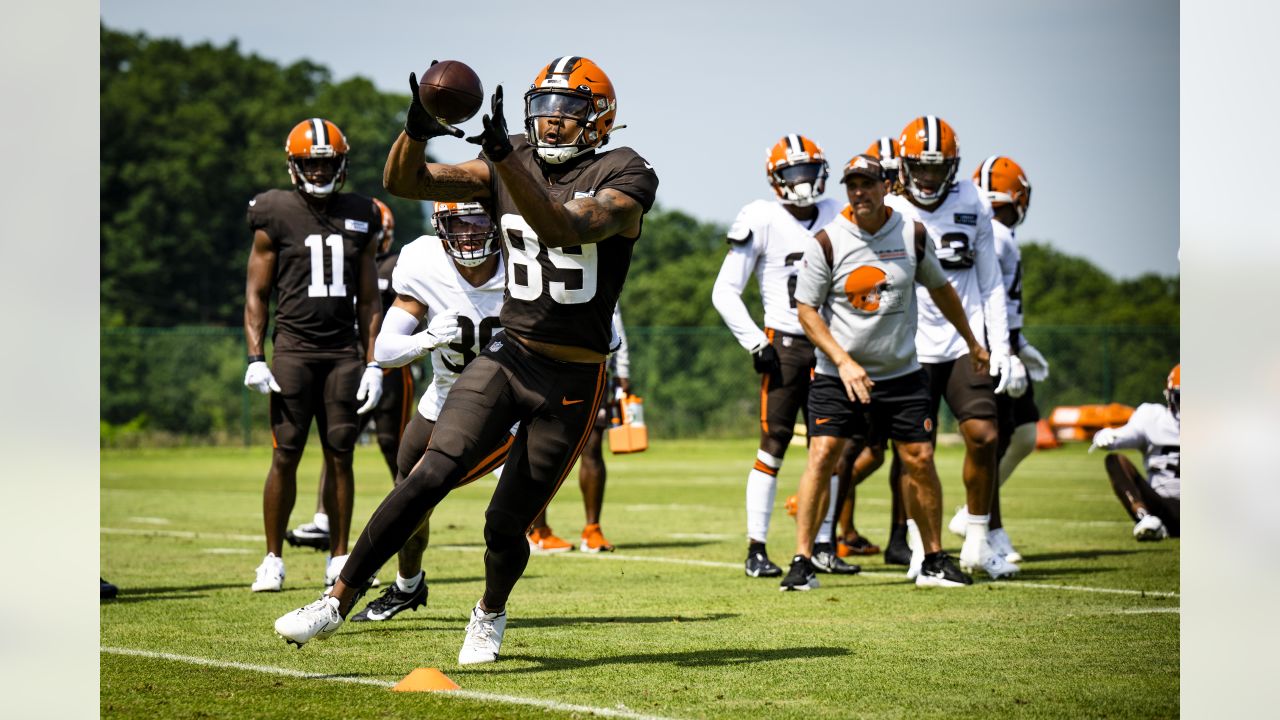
[997,380,1041,435]
[269,350,364,453]
[394,412,512,487]
[806,369,934,443]
[922,355,998,424]
[759,328,816,436]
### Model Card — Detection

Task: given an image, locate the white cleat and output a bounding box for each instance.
[458,602,507,666]
[274,595,343,648]
[1133,514,1168,541]
[905,520,924,581]
[947,506,969,539]
[325,554,348,588]
[981,551,1021,580]
[988,527,1023,564]
[252,553,285,592]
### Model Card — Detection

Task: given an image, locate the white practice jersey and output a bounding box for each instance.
[886,182,1010,363]
[991,220,1024,337]
[392,236,506,421]
[1109,403,1181,498]
[712,198,841,349]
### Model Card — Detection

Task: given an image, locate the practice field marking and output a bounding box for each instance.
[202,548,252,555]
[127,516,171,525]
[101,647,682,720]
[102,528,1178,598]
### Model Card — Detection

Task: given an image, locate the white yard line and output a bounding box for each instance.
[101,647,683,720]
[101,528,1178,598]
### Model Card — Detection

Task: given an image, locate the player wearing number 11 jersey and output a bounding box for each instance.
[274,56,658,665]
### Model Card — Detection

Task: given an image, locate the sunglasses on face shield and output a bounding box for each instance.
[775,162,823,186]
[528,92,592,119]
[439,213,493,238]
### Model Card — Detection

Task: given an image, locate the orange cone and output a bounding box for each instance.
[392,668,460,692]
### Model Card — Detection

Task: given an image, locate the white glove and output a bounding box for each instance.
[356,365,384,414]
[414,310,462,354]
[1019,343,1050,382]
[989,351,1012,395]
[1005,356,1029,398]
[1089,427,1118,453]
[244,361,281,394]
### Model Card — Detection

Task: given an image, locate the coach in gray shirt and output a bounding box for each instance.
[779,154,989,591]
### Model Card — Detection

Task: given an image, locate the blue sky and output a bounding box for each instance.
[102,0,1178,278]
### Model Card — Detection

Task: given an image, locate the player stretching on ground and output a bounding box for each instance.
[275,56,658,665]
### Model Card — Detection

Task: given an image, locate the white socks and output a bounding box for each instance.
[745,450,783,542]
[396,571,424,593]
[313,512,330,532]
[815,475,839,544]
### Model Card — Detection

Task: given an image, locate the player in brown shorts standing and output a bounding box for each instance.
[244,118,384,592]
[274,56,659,665]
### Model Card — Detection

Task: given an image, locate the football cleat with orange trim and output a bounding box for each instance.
[973,155,1032,227]
[286,118,349,198]
[580,523,615,553]
[897,115,960,207]
[785,494,798,517]
[527,526,573,553]
[524,56,618,165]
[765,134,829,207]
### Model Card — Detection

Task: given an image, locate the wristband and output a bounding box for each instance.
[366,361,382,369]
[247,354,266,365]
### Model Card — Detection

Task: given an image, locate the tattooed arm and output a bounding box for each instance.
[492,157,641,248]
[383,131,492,201]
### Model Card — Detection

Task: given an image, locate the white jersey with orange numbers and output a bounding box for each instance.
[991,220,1024,334]
[392,236,506,421]
[1108,402,1181,499]
[712,198,841,349]
[886,181,1010,363]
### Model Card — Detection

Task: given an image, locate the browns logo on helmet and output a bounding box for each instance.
[973,155,1032,227]
[765,134,829,207]
[524,56,618,165]
[432,201,500,267]
[865,136,901,183]
[372,198,395,253]
[1165,364,1180,419]
[286,118,349,198]
[897,115,960,207]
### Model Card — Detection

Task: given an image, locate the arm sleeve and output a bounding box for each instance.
[373,305,427,367]
[711,212,768,351]
[792,240,833,309]
[1108,405,1153,450]
[610,305,630,378]
[974,205,1011,356]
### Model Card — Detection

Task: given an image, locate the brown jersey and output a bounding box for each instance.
[480,136,658,354]
[247,189,381,355]
[376,248,400,311]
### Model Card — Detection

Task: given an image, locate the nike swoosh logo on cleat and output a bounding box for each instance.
[561,398,584,405]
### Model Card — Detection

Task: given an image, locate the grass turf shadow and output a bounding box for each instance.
[453,645,851,675]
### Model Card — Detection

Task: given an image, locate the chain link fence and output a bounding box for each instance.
[101,325,1177,446]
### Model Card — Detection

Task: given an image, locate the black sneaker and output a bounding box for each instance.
[811,543,861,575]
[745,546,783,578]
[285,522,331,552]
[349,574,428,622]
[883,524,911,565]
[100,577,119,600]
[916,552,973,588]
[779,555,820,591]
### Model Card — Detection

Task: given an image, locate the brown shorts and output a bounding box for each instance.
[922,355,997,424]
[807,370,934,443]
[269,351,364,453]
[759,328,816,437]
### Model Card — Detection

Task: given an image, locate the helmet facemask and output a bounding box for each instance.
[771,161,829,207]
[524,90,607,165]
[901,155,957,206]
[289,155,347,198]
[432,205,500,267]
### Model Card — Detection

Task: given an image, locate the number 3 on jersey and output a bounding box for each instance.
[500,214,598,304]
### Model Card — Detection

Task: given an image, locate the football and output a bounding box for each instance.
[417,60,484,125]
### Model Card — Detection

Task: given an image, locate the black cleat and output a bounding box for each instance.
[350,575,428,622]
[745,545,783,578]
[285,522,330,552]
[811,543,861,575]
[916,552,973,588]
[100,578,119,600]
[779,555,820,591]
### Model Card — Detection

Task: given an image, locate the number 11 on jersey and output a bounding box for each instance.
[304,233,347,298]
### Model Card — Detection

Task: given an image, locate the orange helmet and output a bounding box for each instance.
[524,56,618,164]
[844,265,901,313]
[765,134,829,206]
[286,118,348,198]
[973,155,1032,227]
[432,202,499,267]
[1165,364,1180,418]
[372,198,395,253]
[897,115,960,206]
[865,137,901,182]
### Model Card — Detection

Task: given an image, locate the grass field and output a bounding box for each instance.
[101,438,1178,719]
